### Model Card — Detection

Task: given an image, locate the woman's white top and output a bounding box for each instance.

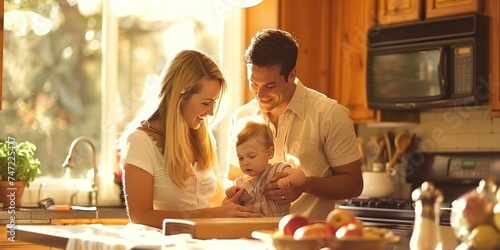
[121,130,217,211]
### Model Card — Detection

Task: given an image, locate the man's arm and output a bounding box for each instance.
[266,159,363,202]
[300,159,363,200]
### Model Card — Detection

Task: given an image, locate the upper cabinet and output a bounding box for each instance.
[377,0,483,26]
[485,0,500,117]
[377,0,422,25]
[426,0,483,19]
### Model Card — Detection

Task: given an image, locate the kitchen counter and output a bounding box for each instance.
[14,224,270,249]
[13,222,461,250]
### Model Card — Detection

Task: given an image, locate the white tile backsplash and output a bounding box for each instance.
[468,118,492,133]
[358,106,500,152]
[456,134,480,149]
[493,118,500,133]
[479,133,500,149]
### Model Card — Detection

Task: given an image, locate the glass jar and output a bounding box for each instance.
[450,178,500,250]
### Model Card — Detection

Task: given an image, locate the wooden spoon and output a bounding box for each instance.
[384,132,393,161]
[386,133,413,173]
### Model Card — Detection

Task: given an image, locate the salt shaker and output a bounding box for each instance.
[409,181,443,250]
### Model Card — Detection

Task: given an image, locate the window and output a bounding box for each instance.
[2,0,253,206]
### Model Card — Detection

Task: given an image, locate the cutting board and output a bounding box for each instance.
[163,217,280,239]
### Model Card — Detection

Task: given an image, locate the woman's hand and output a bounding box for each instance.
[265,172,303,204]
[213,187,263,218]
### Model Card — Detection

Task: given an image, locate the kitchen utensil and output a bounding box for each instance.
[376,137,387,163]
[384,133,393,161]
[361,171,395,198]
[357,137,367,171]
[386,133,413,173]
[364,137,380,171]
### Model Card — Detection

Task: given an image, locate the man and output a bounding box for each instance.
[226,28,363,220]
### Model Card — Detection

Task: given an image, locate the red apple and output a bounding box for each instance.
[335,223,363,238]
[325,209,357,235]
[457,194,489,228]
[278,214,310,236]
[293,223,332,239]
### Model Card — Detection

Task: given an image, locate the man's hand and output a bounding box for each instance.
[264,172,303,204]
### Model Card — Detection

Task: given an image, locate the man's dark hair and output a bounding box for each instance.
[244,29,299,82]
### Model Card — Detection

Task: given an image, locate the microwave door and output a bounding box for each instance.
[368,47,443,107]
[438,46,447,98]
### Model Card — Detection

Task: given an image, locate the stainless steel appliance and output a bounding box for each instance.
[366,14,489,110]
[339,151,500,246]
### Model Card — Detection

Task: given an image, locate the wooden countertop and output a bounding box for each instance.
[13,222,461,250]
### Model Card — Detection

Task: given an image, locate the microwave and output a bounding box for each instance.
[366,14,489,110]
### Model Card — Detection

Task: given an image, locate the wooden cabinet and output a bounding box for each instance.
[376,0,483,26]
[328,1,378,122]
[377,0,422,25]
[426,0,483,19]
[485,0,500,117]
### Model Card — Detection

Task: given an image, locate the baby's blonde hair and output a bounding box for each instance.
[236,119,273,149]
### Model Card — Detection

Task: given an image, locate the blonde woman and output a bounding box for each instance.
[119,50,261,229]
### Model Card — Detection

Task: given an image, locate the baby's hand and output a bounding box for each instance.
[277,178,291,190]
[225,186,241,198]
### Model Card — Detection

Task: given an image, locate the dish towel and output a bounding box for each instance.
[65,223,192,250]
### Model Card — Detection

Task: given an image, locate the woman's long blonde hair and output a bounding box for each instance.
[121,50,227,188]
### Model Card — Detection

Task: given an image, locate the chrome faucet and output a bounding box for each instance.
[62,136,99,206]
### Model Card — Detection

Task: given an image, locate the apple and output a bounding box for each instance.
[325,209,357,235]
[278,214,310,236]
[293,223,332,239]
[354,218,364,228]
[457,194,489,228]
[335,223,363,238]
[468,224,498,250]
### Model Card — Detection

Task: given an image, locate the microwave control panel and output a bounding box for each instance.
[453,44,474,95]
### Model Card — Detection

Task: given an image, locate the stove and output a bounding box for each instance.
[338,198,451,226]
[339,151,500,227]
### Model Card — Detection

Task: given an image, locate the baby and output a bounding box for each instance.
[225,119,306,217]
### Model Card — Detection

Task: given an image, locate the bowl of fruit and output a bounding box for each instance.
[252,209,400,250]
[450,178,500,250]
